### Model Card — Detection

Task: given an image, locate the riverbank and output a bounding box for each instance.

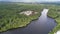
[0,3,60,34]
[0,8,56,34]
[0,3,42,32]
[48,7,60,34]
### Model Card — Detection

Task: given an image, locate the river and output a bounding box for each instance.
[0,9,57,34]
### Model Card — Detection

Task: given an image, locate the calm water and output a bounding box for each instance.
[1,9,56,34]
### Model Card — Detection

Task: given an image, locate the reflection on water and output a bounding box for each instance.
[1,9,56,34]
[39,9,49,21]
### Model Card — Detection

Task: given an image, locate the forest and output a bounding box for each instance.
[0,3,42,32]
[0,3,60,34]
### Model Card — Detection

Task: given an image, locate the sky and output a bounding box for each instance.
[0,0,60,2]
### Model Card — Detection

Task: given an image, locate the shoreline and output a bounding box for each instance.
[47,11,60,34]
[47,15,57,34]
[0,13,41,33]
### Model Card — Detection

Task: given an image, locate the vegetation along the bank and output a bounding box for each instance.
[0,3,44,32]
[48,5,60,34]
[0,3,60,34]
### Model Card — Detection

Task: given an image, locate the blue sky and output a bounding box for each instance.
[0,0,60,2]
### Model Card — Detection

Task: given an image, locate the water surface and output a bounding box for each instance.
[1,9,56,34]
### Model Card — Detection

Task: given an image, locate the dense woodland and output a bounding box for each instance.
[0,3,43,32]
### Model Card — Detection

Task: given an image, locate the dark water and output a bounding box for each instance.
[0,9,56,34]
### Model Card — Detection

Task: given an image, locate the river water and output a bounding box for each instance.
[1,9,56,34]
